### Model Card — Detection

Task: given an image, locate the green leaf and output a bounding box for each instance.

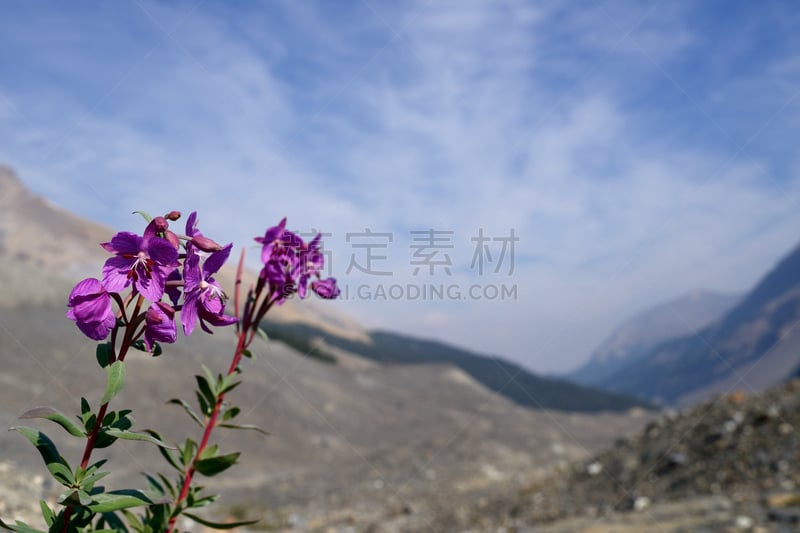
[9,427,72,486]
[0,519,46,533]
[218,423,270,435]
[194,452,239,477]
[195,391,211,418]
[102,428,175,449]
[195,375,216,410]
[78,469,110,490]
[168,398,204,427]
[221,406,240,421]
[218,375,241,395]
[150,341,162,357]
[144,430,183,472]
[96,343,112,368]
[57,488,92,506]
[87,490,170,513]
[180,438,197,467]
[101,361,126,405]
[39,501,55,527]
[130,340,148,353]
[18,407,86,437]
[183,512,259,530]
[132,210,152,223]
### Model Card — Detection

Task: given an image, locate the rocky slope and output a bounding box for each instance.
[443,380,800,532]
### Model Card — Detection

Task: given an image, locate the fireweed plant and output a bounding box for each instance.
[0,211,339,533]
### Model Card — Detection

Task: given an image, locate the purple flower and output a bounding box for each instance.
[254,218,287,264]
[101,219,179,302]
[144,301,177,350]
[296,234,325,299]
[182,244,237,335]
[185,211,222,252]
[66,278,117,340]
[311,278,340,299]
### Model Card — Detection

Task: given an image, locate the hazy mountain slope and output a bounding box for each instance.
[567,290,740,386]
[263,322,654,413]
[597,240,800,405]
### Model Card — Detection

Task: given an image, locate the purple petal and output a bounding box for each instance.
[311,278,340,299]
[203,243,232,277]
[185,211,199,237]
[135,271,164,302]
[183,252,202,291]
[147,237,179,267]
[102,256,134,293]
[103,232,143,255]
[181,293,199,336]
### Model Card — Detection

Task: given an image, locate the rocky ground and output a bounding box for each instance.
[3,380,800,532]
[436,379,800,533]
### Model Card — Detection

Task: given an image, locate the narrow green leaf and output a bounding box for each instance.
[47,463,75,487]
[39,501,55,527]
[120,510,144,532]
[101,361,126,405]
[196,391,211,418]
[181,439,197,467]
[102,428,176,449]
[0,520,46,533]
[130,340,148,353]
[57,488,92,506]
[199,444,218,461]
[79,469,110,490]
[194,452,240,477]
[167,398,204,427]
[144,430,182,472]
[150,341,162,357]
[183,512,259,530]
[19,407,86,437]
[195,375,216,410]
[87,490,170,513]
[201,365,216,393]
[218,423,270,435]
[96,343,112,368]
[9,427,72,485]
[132,210,152,223]
[221,406,240,421]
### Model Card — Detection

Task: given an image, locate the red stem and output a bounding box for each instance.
[166,250,258,533]
[61,295,144,533]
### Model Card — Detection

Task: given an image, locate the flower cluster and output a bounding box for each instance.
[67,212,339,348]
[255,217,340,305]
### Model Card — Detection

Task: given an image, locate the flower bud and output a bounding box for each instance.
[165,230,181,249]
[191,234,223,252]
[152,216,170,232]
[164,210,182,221]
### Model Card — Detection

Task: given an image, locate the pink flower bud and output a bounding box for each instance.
[152,216,170,232]
[164,210,181,221]
[191,234,223,252]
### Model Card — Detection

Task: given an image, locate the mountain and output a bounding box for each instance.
[264,322,654,412]
[594,239,800,405]
[0,166,652,529]
[567,290,740,386]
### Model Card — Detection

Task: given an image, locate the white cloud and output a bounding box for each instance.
[1,0,799,372]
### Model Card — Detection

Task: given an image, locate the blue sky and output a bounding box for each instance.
[1,0,799,373]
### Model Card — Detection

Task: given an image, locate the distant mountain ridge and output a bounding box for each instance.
[594,240,800,405]
[263,322,653,413]
[567,290,740,386]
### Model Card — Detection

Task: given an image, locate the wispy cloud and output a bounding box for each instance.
[1,0,798,372]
